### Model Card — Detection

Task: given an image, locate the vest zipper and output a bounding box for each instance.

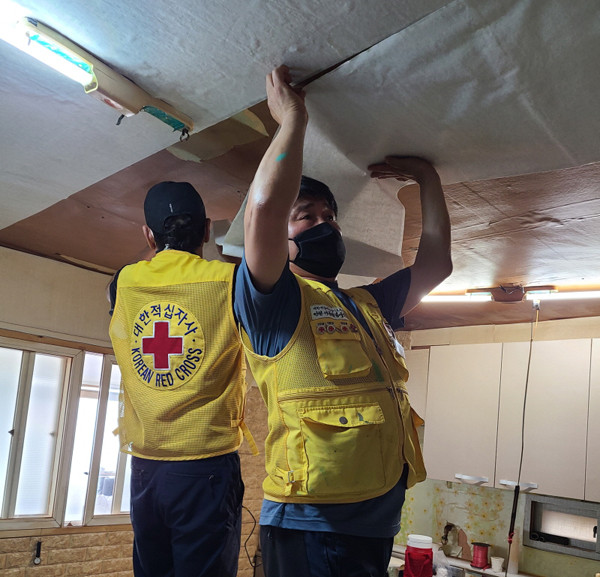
[373,342,407,462]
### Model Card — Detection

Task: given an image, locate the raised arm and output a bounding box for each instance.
[369,156,452,316]
[244,65,308,293]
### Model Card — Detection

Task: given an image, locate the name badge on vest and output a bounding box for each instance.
[310,304,349,321]
[383,321,405,358]
[129,301,205,389]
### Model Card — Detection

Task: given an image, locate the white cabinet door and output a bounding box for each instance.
[586,338,600,502]
[495,341,535,491]
[423,343,502,485]
[404,348,429,420]
[496,339,591,499]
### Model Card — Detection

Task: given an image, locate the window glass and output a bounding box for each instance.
[121,453,132,513]
[0,341,131,527]
[15,354,66,516]
[94,363,127,515]
[540,508,597,543]
[0,347,22,512]
[64,353,102,524]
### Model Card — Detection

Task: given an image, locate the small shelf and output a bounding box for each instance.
[391,545,532,577]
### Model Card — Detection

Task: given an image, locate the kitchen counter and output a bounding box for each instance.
[391,545,534,577]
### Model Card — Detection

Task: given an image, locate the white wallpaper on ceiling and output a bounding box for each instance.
[1,0,449,228]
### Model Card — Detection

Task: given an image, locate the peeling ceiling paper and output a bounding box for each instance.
[222,124,408,281]
[302,122,407,279]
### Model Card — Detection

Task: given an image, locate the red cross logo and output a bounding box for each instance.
[142,321,183,370]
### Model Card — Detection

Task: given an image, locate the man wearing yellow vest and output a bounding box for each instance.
[234,66,453,576]
[109,182,246,577]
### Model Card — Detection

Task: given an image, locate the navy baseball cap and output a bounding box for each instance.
[144,181,206,233]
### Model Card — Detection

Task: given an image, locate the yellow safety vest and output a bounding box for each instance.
[242,276,426,503]
[109,250,247,460]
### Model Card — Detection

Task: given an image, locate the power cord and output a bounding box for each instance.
[242,505,262,569]
[504,300,539,576]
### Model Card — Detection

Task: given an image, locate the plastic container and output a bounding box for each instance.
[404,534,433,577]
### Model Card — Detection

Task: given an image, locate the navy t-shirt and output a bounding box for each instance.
[234,260,412,538]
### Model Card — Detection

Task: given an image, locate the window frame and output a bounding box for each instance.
[83,355,130,526]
[524,493,600,561]
[0,336,130,530]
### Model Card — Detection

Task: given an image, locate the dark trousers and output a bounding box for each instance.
[260,526,394,577]
[130,453,244,577]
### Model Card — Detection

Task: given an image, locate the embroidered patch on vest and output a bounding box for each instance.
[310,304,348,320]
[129,301,205,389]
[313,320,359,335]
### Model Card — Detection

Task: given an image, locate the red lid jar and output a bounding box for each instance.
[404,534,433,577]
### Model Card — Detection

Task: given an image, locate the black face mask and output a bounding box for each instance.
[290,222,346,278]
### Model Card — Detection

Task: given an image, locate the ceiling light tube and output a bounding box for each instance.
[525,291,600,301]
[0,17,193,133]
[1,18,96,87]
[421,294,492,303]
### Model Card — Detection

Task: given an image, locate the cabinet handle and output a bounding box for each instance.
[499,479,538,491]
[454,473,489,484]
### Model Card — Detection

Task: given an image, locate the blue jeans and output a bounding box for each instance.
[130,453,244,577]
[260,526,394,577]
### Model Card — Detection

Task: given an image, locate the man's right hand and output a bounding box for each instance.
[243,65,308,293]
[266,65,308,127]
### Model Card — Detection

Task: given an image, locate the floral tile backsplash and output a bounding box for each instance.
[395,478,524,561]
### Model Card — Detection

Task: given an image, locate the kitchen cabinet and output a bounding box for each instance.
[496,339,591,499]
[423,343,502,486]
[586,338,600,502]
[422,338,594,500]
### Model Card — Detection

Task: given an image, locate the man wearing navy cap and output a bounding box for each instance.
[109,181,248,577]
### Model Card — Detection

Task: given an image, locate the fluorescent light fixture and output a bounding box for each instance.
[421,294,492,303]
[525,291,600,301]
[422,285,600,304]
[1,17,96,88]
[27,30,95,85]
[0,16,193,134]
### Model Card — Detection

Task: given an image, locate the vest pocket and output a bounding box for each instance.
[297,403,386,498]
[310,320,372,379]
